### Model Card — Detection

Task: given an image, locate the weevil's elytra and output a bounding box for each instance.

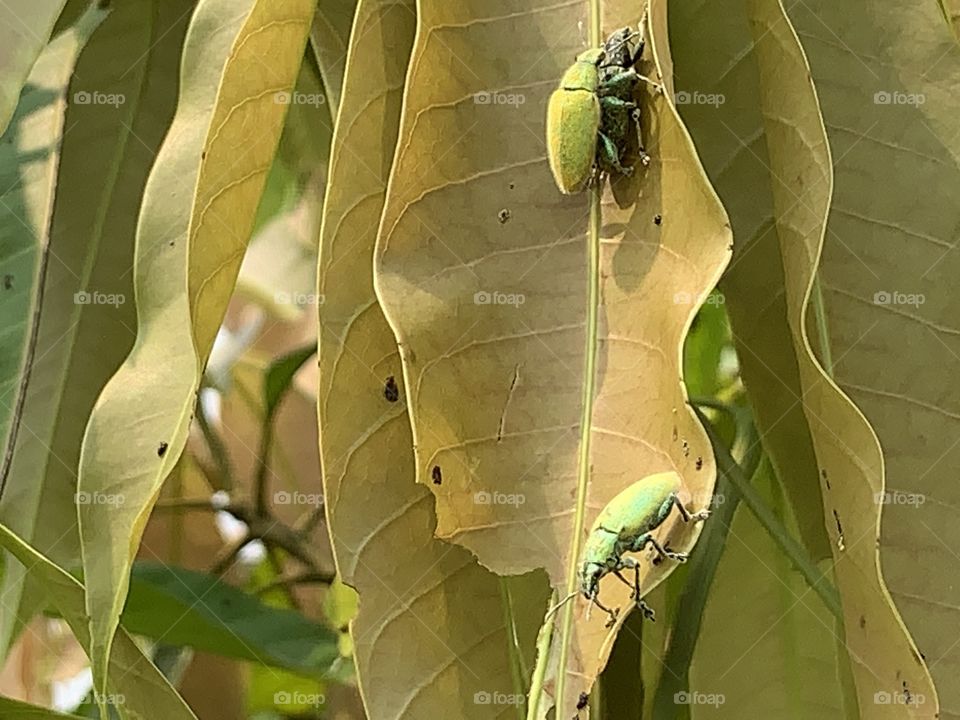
[431,465,442,485]
[546,48,604,194]
[383,376,399,402]
[157,441,169,457]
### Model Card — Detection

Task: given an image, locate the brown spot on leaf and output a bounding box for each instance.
[431,465,442,485]
[384,376,399,402]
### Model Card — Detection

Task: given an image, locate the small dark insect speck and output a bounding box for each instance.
[3,274,12,290]
[157,441,169,457]
[169,241,175,247]
[431,465,442,485]
[695,456,703,470]
[508,182,516,190]
[859,615,866,629]
[576,692,589,710]
[682,440,690,457]
[383,375,399,402]
[653,214,662,225]
[498,208,511,224]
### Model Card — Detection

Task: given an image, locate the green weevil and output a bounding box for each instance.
[550,471,710,626]
[546,16,661,194]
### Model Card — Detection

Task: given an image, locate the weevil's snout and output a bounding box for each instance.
[579,562,605,599]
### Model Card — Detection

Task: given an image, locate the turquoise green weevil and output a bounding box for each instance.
[578,471,709,624]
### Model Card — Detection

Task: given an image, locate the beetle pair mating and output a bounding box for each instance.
[552,472,710,627]
[546,14,663,194]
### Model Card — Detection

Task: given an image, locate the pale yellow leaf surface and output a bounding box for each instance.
[76,0,315,702]
[374,0,730,714]
[318,1,550,717]
[787,0,960,715]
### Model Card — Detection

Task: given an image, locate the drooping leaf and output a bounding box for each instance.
[317,0,550,717]
[0,695,85,719]
[309,0,359,114]
[372,0,730,714]
[76,0,316,702]
[786,0,960,713]
[672,0,940,714]
[0,0,192,656]
[0,523,197,720]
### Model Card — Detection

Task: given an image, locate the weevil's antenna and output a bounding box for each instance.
[544,590,578,622]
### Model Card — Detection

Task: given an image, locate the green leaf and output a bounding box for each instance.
[0,0,69,135]
[76,0,316,703]
[0,0,191,656]
[0,523,197,720]
[121,562,338,677]
[309,0,358,114]
[265,344,316,420]
[372,2,730,714]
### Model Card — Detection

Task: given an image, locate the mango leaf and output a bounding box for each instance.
[787,0,960,714]
[318,0,550,717]
[120,562,338,676]
[673,0,939,715]
[76,0,316,704]
[0,696,85,719]
[372,0,730,714]
[309,0,359,114]
[0,0,69,135]
[0,0,192,655]
[0,523,197,720]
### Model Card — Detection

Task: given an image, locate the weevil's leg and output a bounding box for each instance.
[636,73,664,94]
[620,558,656,620]
[630,108,651,167]
[612,568,634,589]
[597,132,631,176]
[598,68,639,98]
[637,598,656,621]
[590,595,620,628]
[646,535,689,563]
[673,494,711,522]
[599,95,636,112]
